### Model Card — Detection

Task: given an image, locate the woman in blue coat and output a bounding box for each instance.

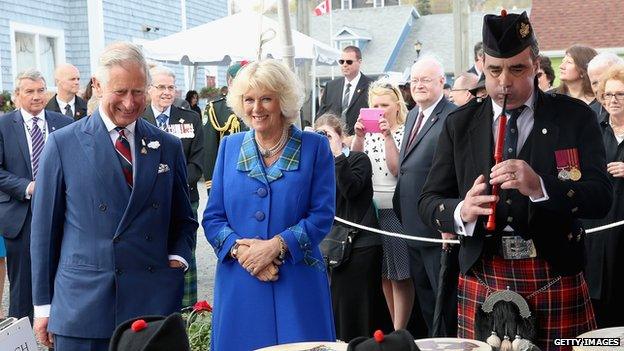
[203,59,336,351]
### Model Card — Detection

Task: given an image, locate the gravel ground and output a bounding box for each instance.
[0,181,217,346]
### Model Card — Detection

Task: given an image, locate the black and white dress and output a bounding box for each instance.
[363,126,411,280]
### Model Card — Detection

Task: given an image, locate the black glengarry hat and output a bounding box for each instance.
[482,10,537,58]
[109,313,190,351]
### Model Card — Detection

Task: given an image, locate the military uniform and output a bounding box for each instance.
[203,96,247,194]
[418,11,612,350]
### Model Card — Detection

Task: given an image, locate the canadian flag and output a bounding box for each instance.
[313,0,331,16]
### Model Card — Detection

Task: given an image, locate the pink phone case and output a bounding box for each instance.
[360,108,385,133]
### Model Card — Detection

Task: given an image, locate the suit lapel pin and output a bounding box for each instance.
[140,138,148,154]
[542,128,547,134]
[52,126,56,131]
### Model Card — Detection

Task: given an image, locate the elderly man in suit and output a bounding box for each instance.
[45,63,88,120]
[317,46,371,134]
[30,42,197,351]
[143,65,204,308]
[0,69,72,321]
[393,56,457,336]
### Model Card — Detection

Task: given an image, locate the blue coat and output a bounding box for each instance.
[203,127,336,351]
[30,111,198,338]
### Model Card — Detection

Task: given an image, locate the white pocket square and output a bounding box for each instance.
[158,164,170,174]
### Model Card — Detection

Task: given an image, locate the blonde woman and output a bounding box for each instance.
[352,79,413,330]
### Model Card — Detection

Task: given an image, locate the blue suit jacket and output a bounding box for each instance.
[30,111,197,338]
[0,109,72,238]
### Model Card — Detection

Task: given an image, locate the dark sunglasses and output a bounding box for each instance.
[339,59,354,65]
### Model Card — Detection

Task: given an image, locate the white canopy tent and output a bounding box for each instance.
[141,11,340,88]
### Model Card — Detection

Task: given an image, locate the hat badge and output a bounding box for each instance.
[518,22,531,38]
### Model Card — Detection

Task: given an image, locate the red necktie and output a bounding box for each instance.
[114,127,133,188]
[407,111,425,149]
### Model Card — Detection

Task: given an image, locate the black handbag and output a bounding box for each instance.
[320,224,359,269]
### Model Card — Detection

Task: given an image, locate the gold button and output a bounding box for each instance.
[438,204,445,212]
[571,207,578,213]
[507,216,513,223]
[567,189,575,198]
[506,199,512,205]
[435,219,441,227]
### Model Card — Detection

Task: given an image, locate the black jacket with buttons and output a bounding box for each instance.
[418,91,612,275]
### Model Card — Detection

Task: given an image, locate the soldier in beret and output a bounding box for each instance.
[203,61,249,194]
[419,11,611,350]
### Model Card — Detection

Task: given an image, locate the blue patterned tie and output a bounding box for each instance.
[156,113,168,130]
[503,106,526,160]
[30,117,45,179]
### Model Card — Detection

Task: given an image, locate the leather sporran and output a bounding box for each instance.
[320,224,358,269]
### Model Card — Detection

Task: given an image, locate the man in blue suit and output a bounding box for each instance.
[0,69,72,321]
[30,42,197,351]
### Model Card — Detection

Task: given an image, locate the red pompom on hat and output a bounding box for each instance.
[131,319,147,332]
[373,330,384,343]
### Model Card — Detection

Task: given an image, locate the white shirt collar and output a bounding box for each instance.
[56,95,76,109]
[420,94,444,118]
[492,92,536,121]
[344,72,361,89]
[21,108,45,124]
[151,104,171,118]
[98,106,137,135]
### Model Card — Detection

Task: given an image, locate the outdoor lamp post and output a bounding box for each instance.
[414,40,423,59]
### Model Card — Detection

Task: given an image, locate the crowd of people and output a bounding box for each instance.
[0,9,623,351]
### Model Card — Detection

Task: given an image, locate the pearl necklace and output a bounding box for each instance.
[257,127,289,158]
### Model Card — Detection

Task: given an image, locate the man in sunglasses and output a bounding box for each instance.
[318,46,371,134]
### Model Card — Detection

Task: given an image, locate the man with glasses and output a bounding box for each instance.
[318,46,371,134]
[419,11,610,349]
[449,72,479,107]
[142,65,204,309]
[393,55,457,336]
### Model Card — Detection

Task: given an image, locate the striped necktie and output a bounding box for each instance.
[114,127,133,188]
[30,117,45,179]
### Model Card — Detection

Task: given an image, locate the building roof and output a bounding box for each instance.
[309,5,419,77]
[531,0,624,53]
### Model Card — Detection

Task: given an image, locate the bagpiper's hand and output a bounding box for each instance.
[460,175,497,223]
[607,161,624,178]
[490,159,543,198]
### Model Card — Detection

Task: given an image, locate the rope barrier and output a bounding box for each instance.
[334,217,624,244]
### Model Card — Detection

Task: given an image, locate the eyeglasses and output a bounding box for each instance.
[410,77,434,85]
[316,130,328,137]
[381,83,401,100]
[603,92,624,102]
[339,59,354,65]
[152,84,176,92]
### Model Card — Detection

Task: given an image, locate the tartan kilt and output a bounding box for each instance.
[458,256,596,351]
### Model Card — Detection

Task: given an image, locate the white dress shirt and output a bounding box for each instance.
[453,93,549,236]
[56,95,76,116]
[342,72,361,107]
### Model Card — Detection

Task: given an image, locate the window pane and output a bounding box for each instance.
[39,36,56,86]
[342,0,350,9]
[332,0,341,10]
[353,0,373,7]
[385,0,399,5]
[15,32,36,77]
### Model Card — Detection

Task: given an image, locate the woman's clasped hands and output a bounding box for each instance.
[235,237,283,282]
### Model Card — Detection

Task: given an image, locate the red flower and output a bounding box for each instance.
[193,300,213,312]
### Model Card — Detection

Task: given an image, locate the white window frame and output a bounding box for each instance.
[341,0,351,10]
[9,21,66,90]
